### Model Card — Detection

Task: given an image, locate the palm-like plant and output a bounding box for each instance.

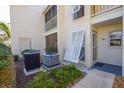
[0,22,11,43]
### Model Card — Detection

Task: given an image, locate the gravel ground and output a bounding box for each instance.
[15,60,36,88]
[113,77,124,88]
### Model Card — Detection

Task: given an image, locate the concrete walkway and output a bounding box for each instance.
[73,69,115,88]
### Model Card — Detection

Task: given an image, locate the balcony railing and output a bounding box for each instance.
[91,5,122,16]
[45,16,57,31]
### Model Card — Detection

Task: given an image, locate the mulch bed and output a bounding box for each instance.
[15,60,36,88]
[113,77,124,88]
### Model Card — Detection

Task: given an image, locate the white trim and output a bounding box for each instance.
[45,15,57,32]
[44,29,57,36]
[72,5,80,14]
[42,5,51,14]
[91,5,122,17]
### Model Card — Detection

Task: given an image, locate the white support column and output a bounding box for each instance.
[122,6,124,76]
[57,6,65,61]
[85,6,93,67]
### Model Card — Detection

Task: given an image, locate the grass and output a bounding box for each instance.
[26,65,85,88]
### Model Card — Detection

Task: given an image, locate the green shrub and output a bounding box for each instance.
[0,60,10,70]
[0,43,10,49]
[0,43,16,87]
[0,43,11,69]
[50,65,83,87]
[26,71,57,88]
[0,56,16,87]
[26,65,85,88]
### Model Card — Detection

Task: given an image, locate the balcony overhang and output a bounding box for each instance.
[91,6,123,25]
[92,16,122,28]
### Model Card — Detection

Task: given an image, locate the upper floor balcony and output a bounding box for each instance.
[45,5,57,32]
[91,5,122,17]
[45,16,57,31]
[91,5,123,25]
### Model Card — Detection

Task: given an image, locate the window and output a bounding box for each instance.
[79,35,85,61]
[73,5,84,20]
[109,31,122,46]
[45,5,57,31]
[45,5,57,23]
[45,33,58,52]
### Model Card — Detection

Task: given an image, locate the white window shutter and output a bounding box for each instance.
[64,31,85,63]
[64,32,77,60]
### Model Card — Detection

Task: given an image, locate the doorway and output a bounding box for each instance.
[19,38,32,53]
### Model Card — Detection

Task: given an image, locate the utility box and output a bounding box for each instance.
[43,53,60,68]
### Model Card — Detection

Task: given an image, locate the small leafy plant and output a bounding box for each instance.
[26,65,85,88]
[45,47,58,53]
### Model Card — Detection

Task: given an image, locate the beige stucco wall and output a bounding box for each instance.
[96,23,122,66]
[10,5,124,75]
[62,5,123,67]
[57,6,66,61]
[61,6,93,67]
[42,6,58,58]
[42,6,66,61]
[10,6,45,56]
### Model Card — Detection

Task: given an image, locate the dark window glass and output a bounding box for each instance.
[45,33,58,52]
[109,31,122,46]
[73,5,84,20]
[45,5,57,23]
[52,5,57,17]
[45,9,51,23]
[110,39,121,46]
